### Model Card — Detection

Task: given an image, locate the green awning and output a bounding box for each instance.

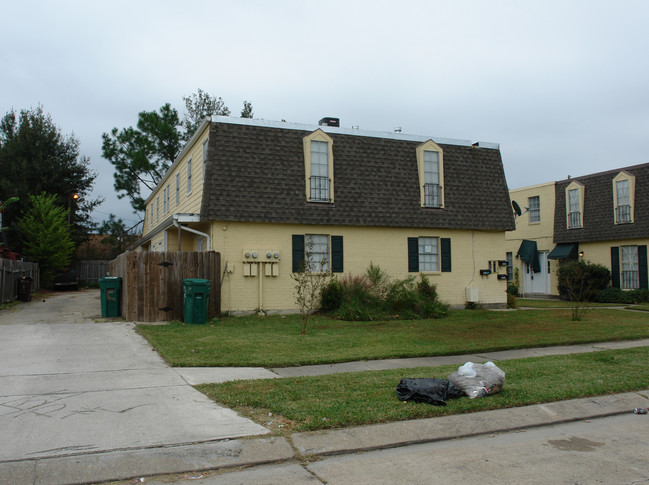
[548,243,578,260]
[517,240,541,273]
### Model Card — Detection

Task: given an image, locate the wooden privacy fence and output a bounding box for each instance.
[75,260,111,285]
[108,251,220,322]
[0,259,40,303]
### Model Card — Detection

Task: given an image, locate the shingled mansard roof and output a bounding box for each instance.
[554,162,649,243]
[197,117,515,232]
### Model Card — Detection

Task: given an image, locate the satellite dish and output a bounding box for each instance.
[512,200,522,217]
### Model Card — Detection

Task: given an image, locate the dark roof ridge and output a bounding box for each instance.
[557,161,649,184]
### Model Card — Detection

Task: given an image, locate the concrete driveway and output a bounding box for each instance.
[0,290,267,465]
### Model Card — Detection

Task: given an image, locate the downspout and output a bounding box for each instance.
[172,217,211,250]
[258,263,263,313]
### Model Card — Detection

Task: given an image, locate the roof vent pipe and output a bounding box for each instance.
[318,117,340,127]
[394,127,402,133]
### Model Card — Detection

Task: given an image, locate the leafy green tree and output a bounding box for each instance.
[103,91,254,214]
[0,106,100,251]
[16,193,75,287]
[182,88,230,141]
[102,103,183,212]
[240,100,254,119]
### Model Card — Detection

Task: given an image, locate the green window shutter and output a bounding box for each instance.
[441,238,452,272]
[331,236,343,273]
[639,245,648,289]
[292,235,305,273]
[610,246,620,288]
[408,237,419,272]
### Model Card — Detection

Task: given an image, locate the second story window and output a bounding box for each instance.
[310,140,329,202]
[202,139,208,179]
[175,173,180,204]
[423,151,441,208]
[187,158,193,194]
[416,140,444,209]
[566,182,584,229]
[613,171,635,225]
[303,130,334,203]
[528,196,540,223]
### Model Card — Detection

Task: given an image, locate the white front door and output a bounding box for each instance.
[523,251,551,295]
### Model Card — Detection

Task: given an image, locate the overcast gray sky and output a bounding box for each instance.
[2,0,648,228]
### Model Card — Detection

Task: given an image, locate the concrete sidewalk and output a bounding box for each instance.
[174,338,649,384]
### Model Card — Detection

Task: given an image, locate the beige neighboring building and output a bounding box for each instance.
[506,182,558,295]
[132,116,515,313]
[506,163,649,296]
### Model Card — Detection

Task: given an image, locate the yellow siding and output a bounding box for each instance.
[142,124,210,238]
[579,238,649,269]
[505,182,558,294]
[212,221,509,313]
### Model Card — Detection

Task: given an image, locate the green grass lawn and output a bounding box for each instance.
[136,308,649,367]
[198,347,649,433]
[516,299,625,308]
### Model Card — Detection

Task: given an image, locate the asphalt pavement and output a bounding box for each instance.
[1,290,648,485]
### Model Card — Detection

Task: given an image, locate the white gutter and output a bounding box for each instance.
[172,214,211,250]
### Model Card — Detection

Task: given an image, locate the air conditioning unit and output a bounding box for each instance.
[465,286,479,303]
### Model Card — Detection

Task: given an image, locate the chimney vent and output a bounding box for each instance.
[319,117,340,127]
[394,127,402,133]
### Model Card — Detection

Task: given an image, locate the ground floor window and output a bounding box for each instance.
[305,234,329,272]
[621,245,639,289]
[418,237,439,272]
[292,234,344,273]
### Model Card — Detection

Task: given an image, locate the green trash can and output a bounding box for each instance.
[100,277,122,317]
[183,278,211,324]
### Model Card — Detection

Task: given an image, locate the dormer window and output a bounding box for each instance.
[303,130,334,203]
[613,171,635,224]
[416,140,444,208]
[566,181,584,229]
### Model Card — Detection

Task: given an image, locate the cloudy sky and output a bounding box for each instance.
[2,0,648,228]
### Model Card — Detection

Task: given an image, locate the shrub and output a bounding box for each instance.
[320,279,343,311]
[557,260,611,321]
[366,262,390,300]
[594,287,649,304]
[336,274,380,321]
[507,283,519,296]
[557,260,610,301]
[507,293,518,309]
[319,265,448,321]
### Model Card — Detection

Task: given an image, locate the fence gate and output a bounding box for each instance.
[109,251,220,322]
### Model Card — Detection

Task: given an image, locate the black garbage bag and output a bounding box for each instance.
[396,378,465,406]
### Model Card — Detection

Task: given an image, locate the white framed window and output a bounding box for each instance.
[566,182,584,229]
[310,140,329,202]
[416,140,444,208]
[423,151,441,208]
[418,237,439,272]
[303,130,334,203]
[528,196,540,223]
[613,171,635,225]
[165,184,170,213]
[187,158,193,194]
[162,187,166,214]
[202,139,208,179]
[175,173,180,204]
[156,197,159,221]
[621,246,639,289]
[506,252,513,280]
[305,234,329,272]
